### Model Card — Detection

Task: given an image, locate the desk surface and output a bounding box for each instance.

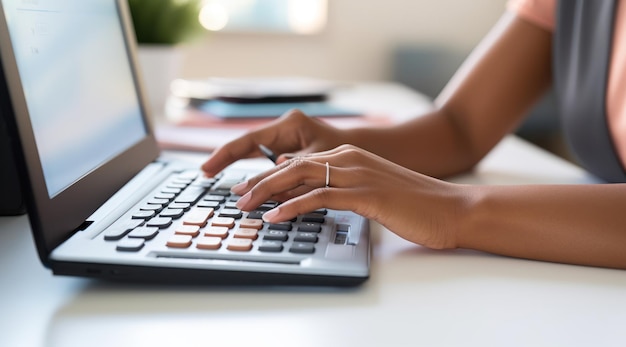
[2,84,626,347]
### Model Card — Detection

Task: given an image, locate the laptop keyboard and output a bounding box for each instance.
[103,170,353,259]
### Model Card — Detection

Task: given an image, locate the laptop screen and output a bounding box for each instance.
[2,0,146,198]
[0,0,160,261]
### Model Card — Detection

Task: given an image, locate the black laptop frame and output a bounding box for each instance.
[0,0,160,266]
[0,60,25,216]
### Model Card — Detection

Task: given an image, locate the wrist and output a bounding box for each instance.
[453,185,489,250]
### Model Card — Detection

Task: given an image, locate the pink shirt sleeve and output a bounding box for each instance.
[507,0,557,31]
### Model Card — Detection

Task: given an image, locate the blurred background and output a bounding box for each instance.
[132,0,569,162]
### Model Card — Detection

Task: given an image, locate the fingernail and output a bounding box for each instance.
[235,192,251,209]
[230,181,247,194]
[262,208,279,222]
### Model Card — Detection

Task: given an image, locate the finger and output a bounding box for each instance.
[230,157,297,195]
[201,110,311,176]
[236,158,348,210]
[262,187,363,223]
[268,185,316,203]
[201,135,266,177]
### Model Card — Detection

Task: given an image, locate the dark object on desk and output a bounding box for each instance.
[0,54,25,216]
[216,93,327,104]
[171,77,360,119]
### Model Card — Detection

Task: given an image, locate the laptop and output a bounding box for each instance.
[0,108,24,215]
[0,0,369,286]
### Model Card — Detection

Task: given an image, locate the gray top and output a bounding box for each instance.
[554,0,626,182]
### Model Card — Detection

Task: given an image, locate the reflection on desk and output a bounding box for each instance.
[2,134,625,347]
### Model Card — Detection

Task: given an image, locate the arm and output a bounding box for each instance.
[219,11,626,269]
[201,12,552,178]
[460,184,626,269]
[343,12,553,178]
[233,146,626,270]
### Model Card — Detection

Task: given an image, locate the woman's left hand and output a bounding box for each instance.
[231,144,470,250]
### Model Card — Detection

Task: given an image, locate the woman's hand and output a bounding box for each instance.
[201,109,344,177]
[231,144,470,250]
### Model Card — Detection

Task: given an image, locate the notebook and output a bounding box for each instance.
[0,0,370,286]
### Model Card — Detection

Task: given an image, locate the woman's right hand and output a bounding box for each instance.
[201,109,344,177]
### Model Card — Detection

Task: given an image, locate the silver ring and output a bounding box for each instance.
[325,162,330,187]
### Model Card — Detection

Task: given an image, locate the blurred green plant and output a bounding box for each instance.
[127,0,206,45]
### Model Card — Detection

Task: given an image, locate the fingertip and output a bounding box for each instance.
[200,160,219,178]
[262,208,280,222]
[231,181,247,195]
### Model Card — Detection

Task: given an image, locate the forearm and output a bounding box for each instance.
[459,184,626,269]
[342,14,552,179]
[343,109,480,178]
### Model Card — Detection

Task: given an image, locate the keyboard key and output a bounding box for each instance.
[207,189,230,196]
[128,226,159,240]
[263,230,288,242]
[116,238,145,252]
[166,234,193,248]
[154,192,175,201]
[239,218,264,230]
[233,228,258,240]
[175,225,200,237]
[177,170,199,181]
[211,217,235,229]
[214,174,246,190]
[197,200,220,209]
[191,177,216,188]
[256,203,277,211]
[175,187,206,204]
[160,208,184,219]
[301,214,325,223]
[204,195,226,203]
[167,182,187,189]
[147,198,169,206]
[289,242,315,254]
[132,210,155,220]
[196,236,222,250]
[104,219,142,241]
[168,202,191,211]
[183,208,214,227]
[297,223,322,233]
[294,232,318,243]
[268,222,292,231]
[173,177,196,185]
[226,238,253,251]
[140,204,162,212]
[224,201,239,209]
[219,208,243,219]
[310,208,328,215]
[204,226,229,239]
[146,217,173,229]
[258,241,283,253]
[161,187,181,195]
[246,210,265,220]
[228,195,242,202]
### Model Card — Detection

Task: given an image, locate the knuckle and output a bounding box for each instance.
[336,143,355,151]
[287,156,312,171]
[284,109,307,121]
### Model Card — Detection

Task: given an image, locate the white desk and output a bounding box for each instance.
[2,84,626,347]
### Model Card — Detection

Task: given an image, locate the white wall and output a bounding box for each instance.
[179,0,507,81]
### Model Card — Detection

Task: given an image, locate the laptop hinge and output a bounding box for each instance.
[73,220,94,233]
